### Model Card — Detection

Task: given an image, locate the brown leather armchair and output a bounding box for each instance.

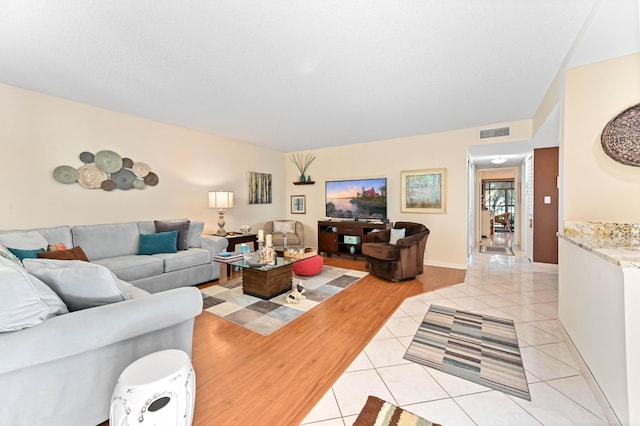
[362,222,430,281]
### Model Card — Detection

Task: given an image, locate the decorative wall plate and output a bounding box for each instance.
[77,164,107,189]
[94,150,123,173]
[53,165,78,184]
[144,172,159,186]
[122,157,134,168]
[101,180,116,191]
[132,162,150,177]
[110,168,136,190]
[53,150,158,191]
[601,103,640,166]
[79,151,94,164]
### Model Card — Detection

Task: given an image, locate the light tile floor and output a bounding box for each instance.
[302,243,617,425]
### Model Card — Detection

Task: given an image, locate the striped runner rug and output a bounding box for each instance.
[353,395,441,426]
[404,304,530,400]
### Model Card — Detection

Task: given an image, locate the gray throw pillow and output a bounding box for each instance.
[23,259,130,311]
[154,219,191,250]
[0,264,68,332]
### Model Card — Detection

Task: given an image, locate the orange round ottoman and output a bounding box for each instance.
[293,255,324,276]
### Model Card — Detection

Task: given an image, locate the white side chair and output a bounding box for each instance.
[110,349,196,426]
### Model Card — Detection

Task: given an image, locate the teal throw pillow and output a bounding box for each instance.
[8,247,46,261]
[138,231,178,255]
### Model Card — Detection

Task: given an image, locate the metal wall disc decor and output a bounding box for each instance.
[94,150,123,173]
[52,150,159,191]
[132,177,146,189]
[110,168,136,190]
[77,164,108,189]
[53,165,78,184]
[101,180,116,191]
[601,103,640,166]
[131,162,150,177]
[79,151,94,164]
[144,172,159,186]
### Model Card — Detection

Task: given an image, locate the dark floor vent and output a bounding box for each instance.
[480,127,510,139]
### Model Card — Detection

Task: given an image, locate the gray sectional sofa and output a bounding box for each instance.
[0,219,227,425]
[21,219,229,293]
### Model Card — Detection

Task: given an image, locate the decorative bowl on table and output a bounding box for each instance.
[239,225,251,235]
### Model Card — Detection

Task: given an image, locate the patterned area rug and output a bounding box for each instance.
[404,304,530,400]
[201,266,367,336]
[479,245,514,256]
[354,395,440,426]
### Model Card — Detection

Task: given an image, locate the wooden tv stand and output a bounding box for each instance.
[317,220,390,257]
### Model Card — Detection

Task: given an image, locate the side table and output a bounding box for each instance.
[223,233,258,277]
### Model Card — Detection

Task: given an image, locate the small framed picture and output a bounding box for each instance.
[291,195,306,214]
[401,168,447,213]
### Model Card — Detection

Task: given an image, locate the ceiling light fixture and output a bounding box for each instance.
[491,157,508,165]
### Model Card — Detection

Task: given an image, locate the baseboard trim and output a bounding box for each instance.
[558,320,621,425]
[424,260,467,270]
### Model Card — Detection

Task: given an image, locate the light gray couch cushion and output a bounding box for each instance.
[0,264,68,331]
[34,226,73,248]
[92,255,164,282]
[72,222,140,260]
[152,247,212,272]
[23,259,130,311]
[188,221,204,247]
[0,231,48,250]
[0,226,73,251]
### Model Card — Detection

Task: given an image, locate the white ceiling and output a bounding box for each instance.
[0,0,637,156]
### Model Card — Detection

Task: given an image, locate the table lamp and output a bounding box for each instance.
[208,191,234,236]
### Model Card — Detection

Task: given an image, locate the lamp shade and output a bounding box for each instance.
[208,191,234,209]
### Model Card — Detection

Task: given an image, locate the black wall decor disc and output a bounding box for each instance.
[601,103,640,166]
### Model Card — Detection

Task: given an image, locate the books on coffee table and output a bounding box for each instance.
[214,252,245,263]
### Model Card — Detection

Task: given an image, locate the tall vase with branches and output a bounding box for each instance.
[290,153,316,182]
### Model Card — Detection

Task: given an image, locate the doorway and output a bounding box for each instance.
[482,179,515,233]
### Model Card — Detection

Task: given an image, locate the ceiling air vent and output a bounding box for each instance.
[480,126,510,139]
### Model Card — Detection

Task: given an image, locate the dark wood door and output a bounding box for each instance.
[533,147,559,264]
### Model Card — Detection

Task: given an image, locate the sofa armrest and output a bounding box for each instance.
[201,235,229,255]
[396,230,428,248]
[0,287,203,375]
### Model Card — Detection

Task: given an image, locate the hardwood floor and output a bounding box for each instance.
[191,257,466,425]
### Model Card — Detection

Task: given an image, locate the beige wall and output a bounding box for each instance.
[0,84,286,234]
[285,124,531,269]
[2,83,533,269]
[283,132,467,268]
[563,53,640,222]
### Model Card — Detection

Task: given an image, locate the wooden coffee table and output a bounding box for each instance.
[230,254,298,299]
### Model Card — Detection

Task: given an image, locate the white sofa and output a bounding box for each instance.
[0,219,226,425]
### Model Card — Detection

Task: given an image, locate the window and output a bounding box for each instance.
[483,180,515,230]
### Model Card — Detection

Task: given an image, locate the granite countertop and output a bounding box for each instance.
[560,222,640,268]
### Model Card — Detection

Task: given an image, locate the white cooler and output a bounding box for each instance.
[110,349,196,426]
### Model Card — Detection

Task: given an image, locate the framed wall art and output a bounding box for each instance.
[247,172,272,204]
[401,168,447,213]
[291,195,306,214]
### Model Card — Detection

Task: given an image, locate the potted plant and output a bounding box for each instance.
[290,153,316,182]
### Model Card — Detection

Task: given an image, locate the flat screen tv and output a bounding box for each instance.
[325,177,387,220]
